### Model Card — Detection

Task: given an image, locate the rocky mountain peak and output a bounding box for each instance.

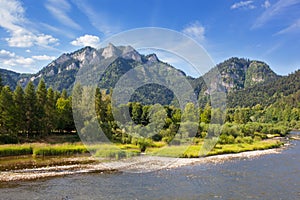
[101,43,122,59]
[120,46,142,62]
[146,54,159,63]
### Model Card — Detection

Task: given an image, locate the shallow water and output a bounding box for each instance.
[0,133,299,200]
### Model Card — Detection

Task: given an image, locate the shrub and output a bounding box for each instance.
[218,134,235,144]
[254,135,262,141]
[137,138,153,152]
[234,136,243,143]
[0,135,18,144]
[242,136,254,144]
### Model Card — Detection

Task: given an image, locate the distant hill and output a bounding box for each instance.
[191,57,279,95]
[0,44,297,107]
[227,69,300,107]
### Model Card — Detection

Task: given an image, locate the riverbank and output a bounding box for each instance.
[0,140,287,182]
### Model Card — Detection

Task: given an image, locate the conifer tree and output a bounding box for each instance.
[36,79,47,134]
[0,86,16,135]
[24,81,37,136]
[14,85,26,133]
[45,87,56,133]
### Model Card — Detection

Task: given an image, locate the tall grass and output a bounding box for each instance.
[32,144,88,156]
[0,145,33,157]
[92,144,140,159]
[0,140,283,158]
[146,140,283,158]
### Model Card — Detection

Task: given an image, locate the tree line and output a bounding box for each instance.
[0,76,299,145]
[0,78,74,142]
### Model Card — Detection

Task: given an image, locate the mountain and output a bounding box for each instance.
[0,44,294,107]
[227,69,300,107]
[191,57,279,96]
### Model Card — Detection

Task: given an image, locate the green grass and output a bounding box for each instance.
[207,140,283,156]
[32,143,88,156]
[0,139,283,159]
[0,142,142,158]
[91,144,140,159]
[146,139,283,158]
[0,144,33,157]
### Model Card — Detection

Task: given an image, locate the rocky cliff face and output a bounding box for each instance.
[198,57,279,94]
[0,46,281,105]
[14,44,162,91]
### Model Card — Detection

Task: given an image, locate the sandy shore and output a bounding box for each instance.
[0,147,283,182]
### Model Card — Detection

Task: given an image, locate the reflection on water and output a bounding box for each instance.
[0,132,299,200]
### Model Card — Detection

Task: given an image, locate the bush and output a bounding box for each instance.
[235,136,243,143]
[200,131,207,138]
[162,136,172,143]
[254,135,262,141]
[138,138,153,152]
[0,135,18,144]
[218,134,235,144]
[242,136,254,144]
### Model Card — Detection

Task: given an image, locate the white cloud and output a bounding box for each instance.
[6,57,35,66]
[0,49,56,72]
[182,21,205,42]
[45,0,81,30]
[252,0,300,29]
[0,49,16,59]
[0,0,59,48]
[25,49,31,53]
[276,18,300,35]
[70,34,100,48]
[32,55,56,61]
[0,49,34,67]
[262,0,271,8]
[231,1,256,10]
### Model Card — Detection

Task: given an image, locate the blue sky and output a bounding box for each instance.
[0,0,300,76]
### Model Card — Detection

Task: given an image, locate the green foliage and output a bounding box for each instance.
[32,144,87,156]
[93,144,140,159]
[13,85,25,132]
[24,81,38,134]
[201,103,211,123]
[0,134,18,144]
[228,70,300,107]
[218,134,235,144]
[137,138,154,152]
[0,86,17,135]
[0,145,33,157]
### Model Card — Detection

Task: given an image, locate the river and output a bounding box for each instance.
[0,132,299,200]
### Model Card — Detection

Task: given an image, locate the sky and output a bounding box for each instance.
[0,0,300,77]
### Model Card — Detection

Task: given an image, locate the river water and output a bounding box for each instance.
[0,132,299,200]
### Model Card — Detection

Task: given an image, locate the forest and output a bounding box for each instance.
[0,74,299,153]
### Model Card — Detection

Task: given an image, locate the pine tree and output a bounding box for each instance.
[201,103,211,124]
[0,86,17,135]
[95,87,103,122]
[36,79,47,134]
[45,87,56,134]
[131,102,143,124]
[14,85,26,133]
[61,89,68,99]
[24,81,37,136]
[56,96,74,132]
